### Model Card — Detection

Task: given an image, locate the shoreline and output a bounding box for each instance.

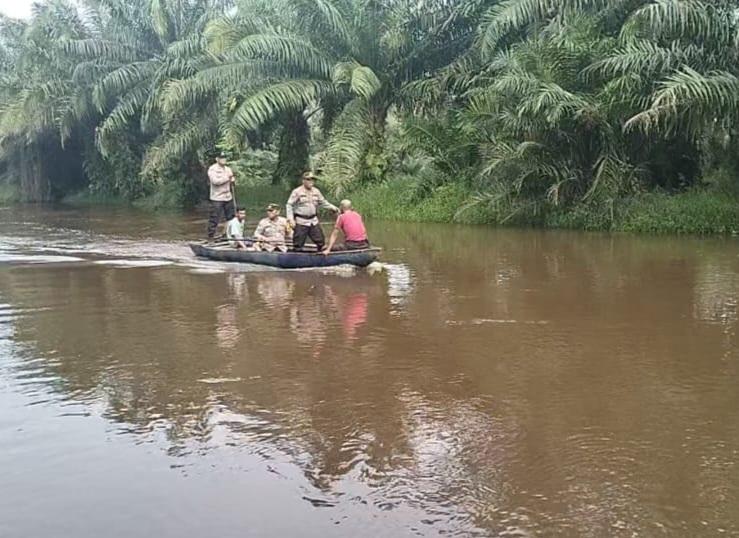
[12,180,739,236]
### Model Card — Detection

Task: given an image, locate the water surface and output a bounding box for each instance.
[1,205,738,537]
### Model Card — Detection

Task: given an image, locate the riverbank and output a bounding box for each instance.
[348,178,739,235]
[53,177,739,235]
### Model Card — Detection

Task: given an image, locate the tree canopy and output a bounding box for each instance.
[0,0,737,221]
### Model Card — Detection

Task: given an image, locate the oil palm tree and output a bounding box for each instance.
[419,0,738,222]
[0,1,96,200]
[63,0,232,198]
[164,0,487,191]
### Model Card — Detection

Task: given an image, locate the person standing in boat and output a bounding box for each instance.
[286,171,338,252]
[323,199,370,254]
[206,151,236,242]
[226,207,248,249]
[253,203,292,252]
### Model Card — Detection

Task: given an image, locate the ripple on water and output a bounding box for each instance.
[93,259,175,268]
[0,254,86,264]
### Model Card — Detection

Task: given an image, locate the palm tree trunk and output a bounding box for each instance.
[17,143,50,202]
[272,112,309,186]
[363,103,390,180]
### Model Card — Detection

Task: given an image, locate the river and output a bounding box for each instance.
[1,205,738,537]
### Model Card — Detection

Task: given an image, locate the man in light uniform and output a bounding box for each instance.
[286,171,338,252]
[206,151,235,241]
[254,203,292,252]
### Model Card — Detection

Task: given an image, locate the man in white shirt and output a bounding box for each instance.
[206,152,236,241]
[226,207,247,249]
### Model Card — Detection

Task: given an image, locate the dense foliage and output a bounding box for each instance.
[1,0,738,231]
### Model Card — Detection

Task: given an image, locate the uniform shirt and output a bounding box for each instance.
[286,185,337,226]
[254,216,291,246]
[207,164,234,202]
[335,210,367,242]
[226,217,245,239]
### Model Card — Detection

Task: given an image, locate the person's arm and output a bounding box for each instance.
[317,189,338,213]
[323,228,341,255]
[282,218,294,240]
[233,221,248,249]
[208,166,231,186]
[286,190,297,224]
[254,220,267,240]
[322,216,342,254]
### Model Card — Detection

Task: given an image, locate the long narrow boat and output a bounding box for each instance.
[189,242,381,269]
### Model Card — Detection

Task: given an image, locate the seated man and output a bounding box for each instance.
[226,207,248,249]
[323,199,370,254]
[254,203,292,252]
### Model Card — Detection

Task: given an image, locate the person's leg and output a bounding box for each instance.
[293,224,310,250]
[224,200,235,221]
[207,201,221,239]
[345,240,370,250]
[309,224,326,251]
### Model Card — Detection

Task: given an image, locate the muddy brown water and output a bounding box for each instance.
[1,205,738,537]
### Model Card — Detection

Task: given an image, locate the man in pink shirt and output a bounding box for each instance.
[323,199,370,254]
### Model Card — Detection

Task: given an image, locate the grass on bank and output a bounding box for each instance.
[55,173,739,235]
[61,189,129,206]
[0,182,20,204]
[347,177,739,234]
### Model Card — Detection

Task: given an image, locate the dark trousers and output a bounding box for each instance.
[207,200,235,238]
[293,223,326,251]
[330,239,370,251]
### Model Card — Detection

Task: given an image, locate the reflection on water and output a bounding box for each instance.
[0,206,738,537]
[386,264,413,315]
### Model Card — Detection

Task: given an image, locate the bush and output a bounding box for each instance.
[61,189,128,206]
[545,200,620,231]
[620,191,739,234]
[348,176,497,224]
[133,181,190,211]
[229,150,279,187]
[233,183,289,210]
[0,182,20,204]
[347,175,739,235]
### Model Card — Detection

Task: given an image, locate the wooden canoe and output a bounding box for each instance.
[189,242,381,269]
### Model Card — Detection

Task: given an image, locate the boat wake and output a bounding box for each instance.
[0,228,380,275]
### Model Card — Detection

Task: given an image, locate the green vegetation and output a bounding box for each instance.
[1,0,739,234]
[350,180,739,234]
[0,181,20,204]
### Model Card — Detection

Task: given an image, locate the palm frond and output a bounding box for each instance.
[622,0,731,45]
[204,14,261,54]
[143,120,215,175]
[95,84,150,155]
[93,60,159,111]
[226,33,333,78]
[63,38,149,62]
[322,98,372,193]
[625,67,739,137]
[231,79,336,132]
[350,65,382,100]
[288,0,354,52]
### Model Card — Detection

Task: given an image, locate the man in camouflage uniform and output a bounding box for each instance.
[286,171,338,252]
[253,203,292,252]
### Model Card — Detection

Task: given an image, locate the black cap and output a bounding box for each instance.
[217,151,228,159]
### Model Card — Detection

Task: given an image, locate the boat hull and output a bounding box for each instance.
[189,243,381,269]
